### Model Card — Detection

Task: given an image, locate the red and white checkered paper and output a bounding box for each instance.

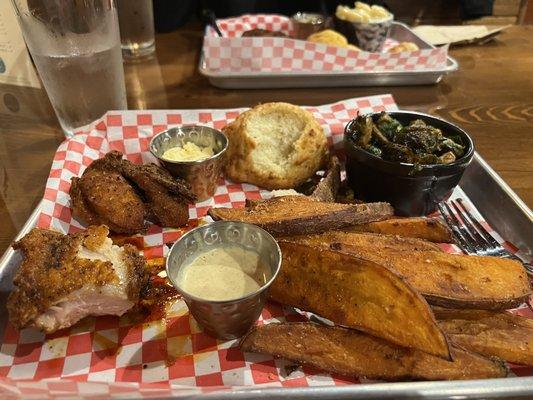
[203,15,449,74]
[1,95,532,399]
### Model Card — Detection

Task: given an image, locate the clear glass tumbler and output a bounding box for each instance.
[116,0,156,59]
[11,0,127,137]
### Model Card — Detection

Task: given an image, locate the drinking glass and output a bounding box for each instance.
[116,0,156,59]
[11,0,127,137]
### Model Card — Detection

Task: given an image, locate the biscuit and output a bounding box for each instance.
[307,29,349,47]
[388,42,420,53]
[223,102,328,190]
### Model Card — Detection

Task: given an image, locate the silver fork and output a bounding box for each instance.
[438,198,533,276]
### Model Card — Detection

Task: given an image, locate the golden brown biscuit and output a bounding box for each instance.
[307,30,360,51]
[223,102,328,190]
[307,29,349,47]
[388,42,420,53]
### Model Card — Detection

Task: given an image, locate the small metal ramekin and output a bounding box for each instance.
[150,125,228,202]
[291,12,326,40]
[166,221,282,340]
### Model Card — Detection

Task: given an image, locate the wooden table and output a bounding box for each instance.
[0,24,532,254]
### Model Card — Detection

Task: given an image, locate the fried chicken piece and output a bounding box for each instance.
[241,29,288,38]
[71,170,146,234]
[70,152,146,234]
[70,151,195,232]
[118,159,195,228]
[7,226,147,333]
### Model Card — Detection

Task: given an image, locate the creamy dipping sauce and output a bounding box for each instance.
[176,246,268,301]
[162,142,214,162]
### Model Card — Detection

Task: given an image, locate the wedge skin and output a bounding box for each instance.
[291,234,531,310]
[337,245,532,310]
[289,231,442,252]
[208,196,393,236]
[435,308,533,366]
[241,323,508,381]
[345,217,453,243]
[271,241,451,359]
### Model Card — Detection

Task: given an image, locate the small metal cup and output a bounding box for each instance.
[334,15,393,52]
[166,221,282,340]
[291,12,326,40]
[150,126,228,202]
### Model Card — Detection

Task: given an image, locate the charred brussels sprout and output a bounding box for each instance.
[347,115,374,147]
[376,112,402,140]
[395,126,440,155]
[348,113,466,167]
[381,143,416,163]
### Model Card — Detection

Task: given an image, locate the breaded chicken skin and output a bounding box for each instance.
[71,169,145,234]
[7,226,147,333]
[69,151,195,234]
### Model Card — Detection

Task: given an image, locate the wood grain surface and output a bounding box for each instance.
[0,23,531,254]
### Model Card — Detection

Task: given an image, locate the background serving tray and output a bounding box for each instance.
[0,95,531,399]
[199,22,458,89]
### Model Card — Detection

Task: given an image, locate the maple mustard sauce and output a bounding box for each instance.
[175,246,268,301]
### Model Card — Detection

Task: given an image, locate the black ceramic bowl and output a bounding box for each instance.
[344,111,475,216]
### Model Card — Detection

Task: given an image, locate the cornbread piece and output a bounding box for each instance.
[329,242,531,310]
[345,217,453,243]
[7,226,147,333]
[435,308,533,366]
[208,196,393,236]
[223,102,328,190]
[270,241,451,359]
[241,323,508,381]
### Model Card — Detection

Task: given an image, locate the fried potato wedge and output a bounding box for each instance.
[289,231,442,252]
[434,308,533,366]
[241,323,508,381]
[309,156,341,202]
[209,196,393,236]
[345,217,453,243]
[271,241,450,359]
[314,240,531,310]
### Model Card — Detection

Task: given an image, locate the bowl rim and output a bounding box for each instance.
[344,110,475,171]
[149,125,229,165]
[165,220,282,305]
[291,12,326,24]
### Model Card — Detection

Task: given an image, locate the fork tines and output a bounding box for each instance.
[438,199,510,257]
[439,198,533,276]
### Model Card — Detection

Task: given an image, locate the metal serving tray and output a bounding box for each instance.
[199,22,458,89]
[0,152,531,399]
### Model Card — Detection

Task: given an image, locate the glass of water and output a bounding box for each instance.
[116,0,156,59]
[11,0,127,137]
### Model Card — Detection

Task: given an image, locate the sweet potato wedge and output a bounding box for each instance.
[434,308,533,366]
[345,217,453,243]
[208,196,393,236]
[271,241,450,359]
[289,231,442,252]
[309,239,531,310]
[241,323,508,381]
[309,156,341,202]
